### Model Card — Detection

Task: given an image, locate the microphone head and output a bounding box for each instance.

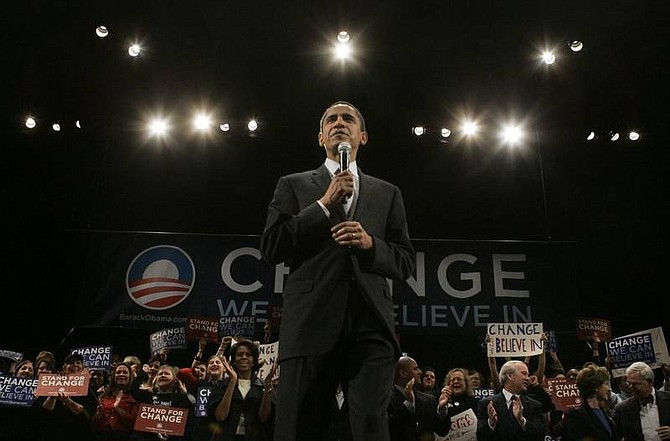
[337,142,352,154]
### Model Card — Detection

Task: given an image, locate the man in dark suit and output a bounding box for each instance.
[261,101,416,441]
[612,361,670,441]
[476,360,545,441]
[387,356,450,441]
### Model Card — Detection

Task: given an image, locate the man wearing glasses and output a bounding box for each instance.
[612,361,670,441]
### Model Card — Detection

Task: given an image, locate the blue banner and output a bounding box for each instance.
[75,232,579,337]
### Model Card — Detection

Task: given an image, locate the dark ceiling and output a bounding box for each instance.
[2,1,668,355]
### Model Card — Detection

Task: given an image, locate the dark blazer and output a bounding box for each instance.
[388,388,450,441]
[563,402,618,441]
[612,389,670,441]
[476,392,545,441]
[261,165,415,361]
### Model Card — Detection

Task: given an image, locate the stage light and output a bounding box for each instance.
[128,44,141,57]
[628,131,640,141]
[500,124,524,145]
[192,112,213,132]
[25,117,37,129]
[337,31,350,44]
[219,123,230,132]
[586,131,596,141]
[247,119,258,132]
[95,26,109,38]
[75,120,82,129]
[335,42,351,60]
[569,40,583,52]
[462,121,478,136]
[610,132,620,141]
[52,123,61,132]
[542,51,556,65]
[148,118,169,137]
[412,126,425,136]
[440,128,452,138]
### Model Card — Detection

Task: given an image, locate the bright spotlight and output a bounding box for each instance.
[412,126,425,136]
[610,132,620,141]
[148,118,169,137]
[462,121,478,136]
[248,119,258,132]
[569,40,583,52]
[95,26,109,38]
[586,131,596,141]
[128,44,141,57]
[335,42,352,60]
[440,128,452,138]
[628,131,640,141]
[193,113,212,132]
[337,31,350,44]
[52,123,61,132]
[542,51,556,65]
[25,117,37,129]
[500,124,524,145]
[75,120,82,129]
[219,123,230,132]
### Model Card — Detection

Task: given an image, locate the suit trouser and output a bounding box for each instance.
[273,282,395,441]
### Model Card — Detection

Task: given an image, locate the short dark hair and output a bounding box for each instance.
[319,101,366,132]
[230,339,260,371]
[64,353,84,365]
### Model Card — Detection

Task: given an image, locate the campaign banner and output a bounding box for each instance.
[71,346,114,371]
[149,327,187,355]
[546,378,581,411]
[544,330,558,353]
[35,373,90,396]
[472,388,495,400]
[195,385,211,417]
[608,327,670,377]
[435,408,477,441]
[219,315,256,338]
[0,375,38,407]
[576,317,612,341]
[185,317,219,342]
[486,322,544,357]
[133,403,189,437]
[74,232,579,337]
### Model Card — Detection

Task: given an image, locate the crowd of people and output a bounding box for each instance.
[1,332,669,441]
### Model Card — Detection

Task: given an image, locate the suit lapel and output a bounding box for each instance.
[351,170,373,220]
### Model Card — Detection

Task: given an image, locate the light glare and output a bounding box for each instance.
[542,51,556,65]
[586,131,595,141]
[501,124,524,145]
[25,117,37,129]
[628,131,640,141]
[248,119,258,131]
[96,26,109,38]
[337,31,350,44]
[128,44,141,57]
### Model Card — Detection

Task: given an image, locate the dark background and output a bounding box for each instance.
[2,1,668,377]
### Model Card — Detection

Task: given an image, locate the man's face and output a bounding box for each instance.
[422,370,436,389]
[505,363,530,395]
[318,104,367,162]
[626,371,653,399]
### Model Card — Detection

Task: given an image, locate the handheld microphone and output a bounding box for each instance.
[337,142,352,172]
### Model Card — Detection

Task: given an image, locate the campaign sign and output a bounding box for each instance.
[576,317,612,341]
[609,327,670,378]
[546,378,581,411]
[544,330,558,353]
[195,386,211,417]
[258,341,280,381]
[35,373,90,396]
[0,374,38,407]
[607,333,656,370]
[185,317,219,342]
[219,315,256,338]
[472,388,495,400]
[133,403,188,436]
[435,408,478,441]
[486,322,544,357]
[150,327,187,355]
[71,346,114,371]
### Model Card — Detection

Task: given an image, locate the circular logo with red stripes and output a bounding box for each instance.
[126,245,195,310]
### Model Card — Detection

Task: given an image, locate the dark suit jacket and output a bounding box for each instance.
[476,392,545,441]
[563,402,618,441]
[612,389,670,441]
[388,388,450,441]
[261,164,415,361]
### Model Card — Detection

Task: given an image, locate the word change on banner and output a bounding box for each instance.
[258,341,279,382]
[435,408,478,441]
[134,403,189,437]
[219,315,256,338]
[486,322,544,357]
[149,327,187,355]
[0,374,38,407]
[608,327,670,377]
[576,317,612,341]
[472,388,495,400]
[195,385,211,418]
[35,373,90,396]
[185,317,219,342]
[546,378,581,411]
[71,346,114,371]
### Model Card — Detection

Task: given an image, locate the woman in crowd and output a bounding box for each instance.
[91,362,139,441]
[562,363,618,441]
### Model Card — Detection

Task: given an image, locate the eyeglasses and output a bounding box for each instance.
[626,381,645,387]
